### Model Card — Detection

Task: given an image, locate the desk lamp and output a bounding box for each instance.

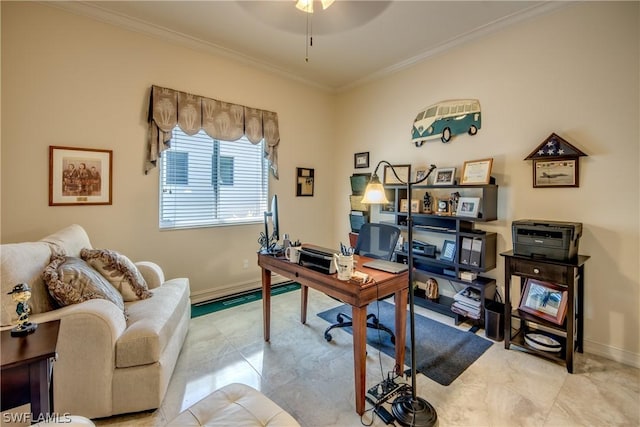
[361,161,437,427]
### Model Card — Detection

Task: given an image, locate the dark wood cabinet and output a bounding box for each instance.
[501,251,589,373]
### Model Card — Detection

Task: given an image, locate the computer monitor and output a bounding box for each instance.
[262,194,280,254]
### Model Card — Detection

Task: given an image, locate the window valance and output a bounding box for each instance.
[146,85,279,178]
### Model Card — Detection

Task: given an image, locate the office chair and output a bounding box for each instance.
[323,223,401,344]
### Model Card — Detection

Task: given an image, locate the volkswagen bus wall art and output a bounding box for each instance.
[411,99,481,146]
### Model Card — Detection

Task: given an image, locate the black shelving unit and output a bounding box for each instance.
[383,183,499,325]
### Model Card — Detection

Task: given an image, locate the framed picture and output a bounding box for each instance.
[461,158,493,185]
[415,168,426,182]
[440,240,456,262]
[456,196,480,217]
[49,146,112,206]
[519,279,568,325]
[533,158,578,188]
[384,164,411,185]
[433,167,456,185]
[354,152,369,169]
[296,167,314,196]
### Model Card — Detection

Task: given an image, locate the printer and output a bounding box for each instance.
[512,220,582,261]
[298,245,337,274]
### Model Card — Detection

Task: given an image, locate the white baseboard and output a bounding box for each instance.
[583,339,640,369]
[189,274,292,305]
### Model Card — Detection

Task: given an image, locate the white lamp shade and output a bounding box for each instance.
[361,180,389,205]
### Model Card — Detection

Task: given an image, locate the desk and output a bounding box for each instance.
[258,252,409,415]
[1,320,60,421]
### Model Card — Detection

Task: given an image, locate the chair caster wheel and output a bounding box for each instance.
[324,333,332,342]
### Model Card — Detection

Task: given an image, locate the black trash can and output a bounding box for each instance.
[484,300,505,341]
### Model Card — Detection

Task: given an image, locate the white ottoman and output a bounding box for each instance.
[166,383,300,427]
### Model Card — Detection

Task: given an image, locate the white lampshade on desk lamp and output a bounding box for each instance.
[361,160,437,427]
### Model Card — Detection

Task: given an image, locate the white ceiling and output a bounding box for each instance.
[57,1,567,91]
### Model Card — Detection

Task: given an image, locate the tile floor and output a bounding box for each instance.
[15,289,640,426]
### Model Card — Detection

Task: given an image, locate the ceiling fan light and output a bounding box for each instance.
[295,0,313,13]
[321,0,335,10]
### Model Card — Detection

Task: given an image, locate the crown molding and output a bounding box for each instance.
[43,1,335,93]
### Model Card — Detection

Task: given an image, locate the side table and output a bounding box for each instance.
[1,320,60,422]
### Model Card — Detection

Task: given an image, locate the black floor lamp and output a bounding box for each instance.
[361,160,438,427]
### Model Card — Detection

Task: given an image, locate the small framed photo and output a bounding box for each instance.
[415,169,427,182]
[433,167,456,185]
[519,279,568,325]
[296,167,314,196]
[49,146,113,206]
[384,164,411,185]
[456,197,480,217]
[440,240,456,262]
[533,158,578,188]
[354,152,369,169]
[461,158,493,185]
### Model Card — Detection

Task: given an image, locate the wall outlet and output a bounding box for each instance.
[243,259,249,269]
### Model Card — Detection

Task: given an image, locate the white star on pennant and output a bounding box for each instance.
[547,149,555,155]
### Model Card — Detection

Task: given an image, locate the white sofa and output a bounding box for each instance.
[0,225,191,419]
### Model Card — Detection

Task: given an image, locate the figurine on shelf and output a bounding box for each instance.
[449,192,461,215]
[423,192,433,214]
[426,277,439,300]
[7,283,38,337]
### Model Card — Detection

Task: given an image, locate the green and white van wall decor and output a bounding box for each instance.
[412,99,481,146]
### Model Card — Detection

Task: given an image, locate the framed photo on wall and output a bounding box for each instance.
[296,167,315,196]
[354,152,369,169]
[49,146,112,206]
[518,279,568,325]
[533,159,578,187]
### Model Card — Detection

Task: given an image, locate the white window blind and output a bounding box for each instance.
[159,126,268,229]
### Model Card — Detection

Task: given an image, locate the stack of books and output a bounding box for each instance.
[451,287,482,319]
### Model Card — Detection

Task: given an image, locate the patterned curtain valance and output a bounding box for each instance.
[145,85,279,178]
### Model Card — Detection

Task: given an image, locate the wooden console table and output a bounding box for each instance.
[258,251,409,415]
[501,251,589,373]
[1,320,60,421]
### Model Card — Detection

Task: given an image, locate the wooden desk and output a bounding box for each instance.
[258,252,409,415]
[1,320,60,421]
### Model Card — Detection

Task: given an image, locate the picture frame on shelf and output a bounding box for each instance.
[533,159,578,188]
[518,279,568,325]
[354,152,369,169]
[461,158,493,185]
[296,167,314,196]
[415,168,427,182]
[383,164,411,185]
[456,196,480,217]
[433,167,456,185]
[49,145,112,206]
[440,240,456,262]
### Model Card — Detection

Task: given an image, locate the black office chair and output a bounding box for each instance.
[323,223,401,344]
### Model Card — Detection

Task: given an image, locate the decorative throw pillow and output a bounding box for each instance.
[42,255,125,312]
[80,248,152,301]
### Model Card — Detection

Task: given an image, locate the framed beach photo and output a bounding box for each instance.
[49,146,112,206]
[456,197,480,217]
[433,167,456,185]
[461,158,493,185]
[519,279,568,325]
[383,164,411,185]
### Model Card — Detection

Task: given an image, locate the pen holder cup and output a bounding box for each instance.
[333,254,354,281]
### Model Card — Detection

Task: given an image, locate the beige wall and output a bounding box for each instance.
[2,2,639,365]
[1,2,337,301]
[334,2,639,366]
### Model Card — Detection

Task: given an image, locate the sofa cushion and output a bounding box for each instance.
[41,224,92,258]
[80,248,152,301]
[42,256,125,312]
[1,242,58,326]
[116,278,189,368]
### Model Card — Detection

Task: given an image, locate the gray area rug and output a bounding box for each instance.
[317,300,492,386]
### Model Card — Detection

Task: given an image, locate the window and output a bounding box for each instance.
[159,126,269,229]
